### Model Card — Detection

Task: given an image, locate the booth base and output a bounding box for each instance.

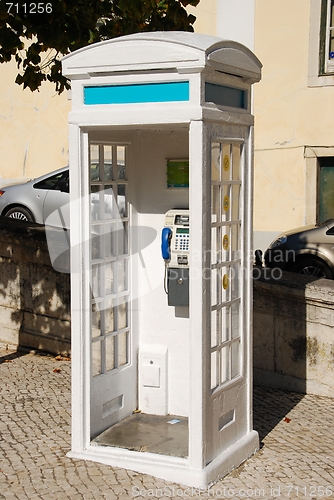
[68,430,259,488]
[92,413,188,458]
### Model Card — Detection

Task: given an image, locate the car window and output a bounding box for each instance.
[90,162,113,181]
[33,171,69,190]
[90,163,124,181]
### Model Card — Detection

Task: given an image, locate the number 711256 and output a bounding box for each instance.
[6,3,53,14]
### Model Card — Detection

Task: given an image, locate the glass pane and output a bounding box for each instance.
[92,303,101,338]
[117,146,126,180]
[231,301,240,339]
[103,145,113,180]
[117,221,128,256]
[211,268,218,307]
[221,305,230,342]
[92,340,102,376]
[211,142,221,181]
[211,184,220,223]
[222,226,231,262]
[117,299,128,330]
[118,331,128,367]
[231,261,241,301]
[222,184,231,222]
[34,172,65,190]
[104,223,116,257]
[211,309,219,347]
[220,345,230,384]
[232,144,241,181]
[118,184,126,217]
[92,264,102,299]
[231,223,240,256]
[90,183,100,194]
[104,300,115,333]
[211,226,220,265]
[104,261,114,296]
[221,265,231,303]
[90,185,100,222]
[90,144,100,181]
[91,225,103,260]
[329,1,334,59]
[104,186,114,220]
[319,165,334,223]
[91,186,106,222]
[90,142,130,376]
[117,259,127,293]
[232,184,241,221]
[231,340,240,379]
[105,335,115,372]
[222,144,231,182]
[211,351,218,390]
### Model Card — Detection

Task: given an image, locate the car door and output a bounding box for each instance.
[41,170,70,227]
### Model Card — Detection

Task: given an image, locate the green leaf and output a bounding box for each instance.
[1,0,199,93]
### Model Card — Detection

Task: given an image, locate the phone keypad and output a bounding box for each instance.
[175,234,190,251]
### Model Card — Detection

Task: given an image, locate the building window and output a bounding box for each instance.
[320,0,334,75]
[318,157,334,223]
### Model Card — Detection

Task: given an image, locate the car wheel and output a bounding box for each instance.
[5,206,35,222]
[289,258,333,279]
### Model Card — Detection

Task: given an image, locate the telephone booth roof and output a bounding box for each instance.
[62,31,261,84]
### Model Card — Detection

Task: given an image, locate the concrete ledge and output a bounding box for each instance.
[253,268,334,395]
[19,328,71,355]
[1,216,334,393]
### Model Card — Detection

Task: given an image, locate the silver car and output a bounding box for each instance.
[0,167,69,224]
[264,219,334,279]
[0,166,126,228]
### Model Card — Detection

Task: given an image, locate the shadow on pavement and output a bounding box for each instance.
[0,346,48,364]
[0,348,27,363]
[253,385,304,443]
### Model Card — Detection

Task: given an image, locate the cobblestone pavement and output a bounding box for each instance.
[1,345,334,500]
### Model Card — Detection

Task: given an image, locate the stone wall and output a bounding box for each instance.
[0,218,70,355]
[1,218,334,395]
[253,268,334,396]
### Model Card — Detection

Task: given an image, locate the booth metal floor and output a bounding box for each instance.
[92,413,188,458]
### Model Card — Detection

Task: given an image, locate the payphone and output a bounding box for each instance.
[63,31,262,488]
[161,209,189,306]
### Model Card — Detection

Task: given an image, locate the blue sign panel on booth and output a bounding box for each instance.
[84,81,189,105]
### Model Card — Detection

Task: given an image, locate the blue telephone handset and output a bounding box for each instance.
[161,227,172,261]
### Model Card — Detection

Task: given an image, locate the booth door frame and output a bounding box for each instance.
[69,129,137,447]
[188,121,252,468]
[206,125,252,463]
[88,140,136,438]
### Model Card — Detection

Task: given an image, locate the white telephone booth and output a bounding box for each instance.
[62,32,261,488]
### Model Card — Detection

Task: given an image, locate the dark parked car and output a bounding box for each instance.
[264,219,334,279]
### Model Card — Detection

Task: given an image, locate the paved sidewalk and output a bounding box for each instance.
[1,345,334,500]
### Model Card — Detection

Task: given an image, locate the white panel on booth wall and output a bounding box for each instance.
[139,346,168,415]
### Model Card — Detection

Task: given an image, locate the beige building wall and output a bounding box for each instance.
[188,0,217,35]
[0,58,70,187]
[254,0,334,250]
[194,0,334,250]
[1,0,333,253]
